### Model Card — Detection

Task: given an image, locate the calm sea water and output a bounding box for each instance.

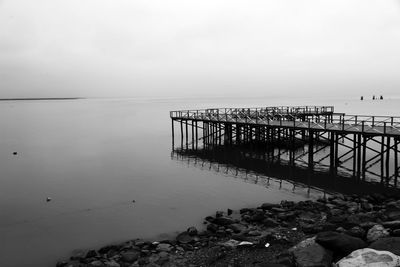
[0,96,399,267]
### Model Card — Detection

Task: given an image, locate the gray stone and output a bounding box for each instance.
[369,237,400,256]
[213,216,235,226]
[70,249,87,261]
[292,243,333,267]
[228,223,247,233]
[336,248,400,267]
[263,218,279,227]
[346,226,366,239]
[367,224,390,242]
[387,211,400,221]
[207,223,218,233]
[382,221,400,229]
[104,260,120,267]
[288,237,316,253]
[260,203,280,210]
[156,243,173,252]
[393,229,400,236]
[187,226,198,236]
[316,231,367,256]
[88,261,104,267]
[121,250,140,263]
[249,210,266,222]
[176,231,195,244]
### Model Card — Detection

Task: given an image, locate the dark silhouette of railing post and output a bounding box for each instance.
[308,130,314,170]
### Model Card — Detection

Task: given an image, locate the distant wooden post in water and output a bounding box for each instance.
[170,106,400,188]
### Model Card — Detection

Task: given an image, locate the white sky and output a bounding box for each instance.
[1,0,400,98]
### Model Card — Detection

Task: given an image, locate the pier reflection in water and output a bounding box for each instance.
[171,145,400,197]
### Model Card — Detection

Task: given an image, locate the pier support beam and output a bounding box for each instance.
[308,130,314,170]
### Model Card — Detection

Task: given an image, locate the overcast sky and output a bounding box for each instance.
[1,0,400,99]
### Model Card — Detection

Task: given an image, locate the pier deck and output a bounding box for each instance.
[171,106,400,137]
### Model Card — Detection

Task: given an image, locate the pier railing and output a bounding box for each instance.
[170,106,400,136]
[170,106,334,119]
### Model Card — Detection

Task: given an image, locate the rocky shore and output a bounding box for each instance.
[57,192,400,267]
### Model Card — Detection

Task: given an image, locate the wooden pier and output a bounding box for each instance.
[170,106,400,187]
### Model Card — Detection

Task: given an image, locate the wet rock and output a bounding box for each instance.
[316,231,367,257]
[215,211,224,218]
[227,208,233,216]
[56,261,68,267]
[361,202,374,211]
[369,237,400,256]
[85,250,98,258]
[360,221,378,230]
[392,229,400,237]
[249,210,266,222]
[366,224,390,242]
[206,223,218,233]
[88,260,104,267]
[382,221,400,230]
[176,231,195,244]
[328,215,348,226]
[292,243,333,267]
[133,239,147,247]
[98,245,121,255]
[104,260,120,267]
[206,245,226,264]
[387,211,400,221]
[240,207,255,214]
[70,249,87,261]
[120,250,140,263]
[186,226,198,236]
[219,239,240,248]
[247,230,261,236]
[288,237,316,253]
[260,203,280,210]
[156,243,173,252]
[336,248,400,267]
[213,216,235,226]
[346,226,366,239]
[228,223,247,233]
[271,207,287,213]
[277,211,296,221]
[263,218,279,227]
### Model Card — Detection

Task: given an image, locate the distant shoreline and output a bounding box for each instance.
[0,97,82,101]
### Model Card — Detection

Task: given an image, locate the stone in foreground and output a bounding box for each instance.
[336,248,400,267]
[316,231,367,257]
[369,237,400,256]
[292,243,333,267]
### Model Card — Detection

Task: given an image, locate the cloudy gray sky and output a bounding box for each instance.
[1,0,400,99]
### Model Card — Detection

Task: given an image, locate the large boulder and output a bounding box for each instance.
[292,243,333,267]
[336,248,400,267]
[366,224,390,242]
[316,231,367,257]
[369,237,400,256]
